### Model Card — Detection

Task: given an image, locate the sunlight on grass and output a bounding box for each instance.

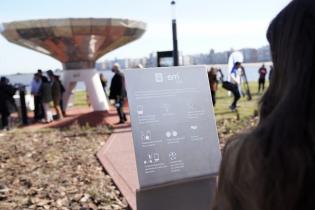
[214,82,267,120]
[73,91,88,107]
[72,81,268,121]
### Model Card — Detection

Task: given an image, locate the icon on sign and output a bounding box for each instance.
[141,130,151,141]
[137,105,144,115]
[190,125,198,130]
[154,153,160,162]
[144,153,160,165]
[169,152,177,161]
[148,154,153,163]
[165,130,178,138]
[172,131,178,137]
[166,131,172,138]
[155,73,164,83]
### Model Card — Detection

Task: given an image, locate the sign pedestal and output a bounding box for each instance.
[97,128,139,209]
[97,129,217,210]
[136,177,217,210]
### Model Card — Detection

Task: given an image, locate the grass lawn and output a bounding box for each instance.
[72,82,266,144]
[214,82,265,120]
[73,81,268,121]
[73,90,89,107]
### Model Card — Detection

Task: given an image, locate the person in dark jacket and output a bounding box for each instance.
[258,64,268,93]
[109,63,127,124]
[54,75,66,117]
[39,76,53,123]
[208,67,218,106]
[0,77,17,130]
[47,70,63,120]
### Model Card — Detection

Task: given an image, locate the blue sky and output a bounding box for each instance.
[0,0,290,74]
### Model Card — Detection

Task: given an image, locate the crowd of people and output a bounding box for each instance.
[208,62,273,111]
[1,61,275,129]
[30,69,65,123]
[257,63,274,93]
[0,64,128,128]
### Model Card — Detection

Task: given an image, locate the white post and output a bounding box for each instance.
[62,69,109,111]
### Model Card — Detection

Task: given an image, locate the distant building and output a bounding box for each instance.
[257,46,271,62]
[146,52,157,67]
[96,45,272,69]
[182,55,192,65]
[241,48,258,63]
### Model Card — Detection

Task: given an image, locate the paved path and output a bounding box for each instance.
[19,105,131,130]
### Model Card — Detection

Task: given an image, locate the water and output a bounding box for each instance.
[5,70,115,92]
[213,62,273,83]
[4,63,272,93]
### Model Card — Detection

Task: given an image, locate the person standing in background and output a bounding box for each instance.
[109,63,127,124]
[229,62,242,111]
[39,76,53,123]
[31,72,44,122]
[55,75,66,117]
[258,64,268,93]
[208,67,218,106]
[37,69,43,76]
[47,70,63,120]
[0,77,17,130]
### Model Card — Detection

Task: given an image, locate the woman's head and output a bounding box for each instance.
[261,0,315,122]
[213,1,315,210]
[236,0,315,208]
[0,77,8,84]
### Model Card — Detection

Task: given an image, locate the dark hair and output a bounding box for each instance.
[214,1,315,209]
[0,76,7,83]
[47,70,54,76]
[41,76,49,83]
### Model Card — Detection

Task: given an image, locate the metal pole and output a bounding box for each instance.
[172,19,179,66]
[171,1,179,66]
[19,87,28,125]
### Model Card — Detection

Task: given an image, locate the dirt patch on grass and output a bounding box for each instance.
[0,124,128,210]
[0,115,258,210]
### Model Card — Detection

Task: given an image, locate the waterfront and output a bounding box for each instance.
[5,70,114,92]
[5,62,272,93]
